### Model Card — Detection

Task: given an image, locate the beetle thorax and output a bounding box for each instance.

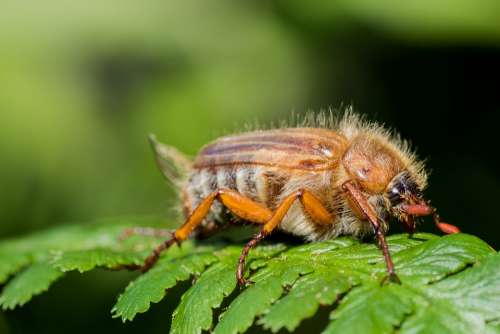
[341,135,406,194]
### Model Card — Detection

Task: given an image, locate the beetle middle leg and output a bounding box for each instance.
[141,189,273,272]
[237,189,334,286]
[342,180,401,284]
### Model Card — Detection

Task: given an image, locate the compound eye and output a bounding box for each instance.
[388,186,403,205]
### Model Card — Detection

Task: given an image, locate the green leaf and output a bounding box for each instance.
[0,262,64,310]
[256,233,493,334]
[256,238,363,332]
[321,234,496,334]
[52,248,145,273]
[111,243,218,322]
[401,252,500,334]
[0,217,497,333]
[213,260,312,334]
[260,270,358,332]
[257,234,425,333]
[0,251,30,285]
[0,216,167,309]
[392,233,495,283]
[171,256,237,334]
[171,245,286,334]
[323,283,412,334]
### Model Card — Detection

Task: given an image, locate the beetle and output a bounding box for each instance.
[126,111,460,285]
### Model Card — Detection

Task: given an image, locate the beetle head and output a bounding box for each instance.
[385,172,459,234]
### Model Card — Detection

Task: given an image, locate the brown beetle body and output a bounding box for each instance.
[184,117,426,242]
[130,112,459,285]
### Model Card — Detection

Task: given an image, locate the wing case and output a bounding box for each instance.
[193,128,348,171]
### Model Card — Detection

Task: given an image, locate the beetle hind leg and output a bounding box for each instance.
[140,189,273,272]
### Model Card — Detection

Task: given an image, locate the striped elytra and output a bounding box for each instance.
[193,128,347,171]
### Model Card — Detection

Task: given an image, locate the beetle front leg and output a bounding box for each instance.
[402,216,416,235]
[342,180,401,284]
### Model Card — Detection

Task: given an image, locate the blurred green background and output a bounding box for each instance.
[1,0,499,333]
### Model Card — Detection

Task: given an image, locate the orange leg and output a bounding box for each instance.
[141,189,273,272]
[237,189,333,286]
[342,180,400,284]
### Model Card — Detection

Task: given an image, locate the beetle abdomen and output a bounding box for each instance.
[185,166,288,222]
[183,127,349,237]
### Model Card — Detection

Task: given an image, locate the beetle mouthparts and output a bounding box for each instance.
[401,203,434,216]
[401,203,460,234]
[435,221,461,234]
[433,212,461,234]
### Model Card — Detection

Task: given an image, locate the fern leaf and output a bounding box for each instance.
[52,248,145,273]
[323,283,413,334]
[170,245,286,334]
[111,242,218,321]
[239,233,492,333]
[400,252,500,334]
[0,216,167,309]
[213,255,314,333]
[0,261,64,310]
[259,269,358,332]
[0,251,30,285]
[0,217,497,334]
